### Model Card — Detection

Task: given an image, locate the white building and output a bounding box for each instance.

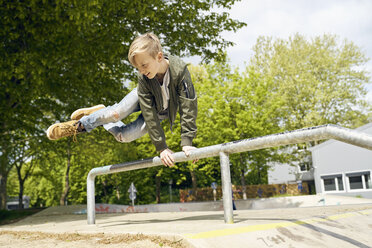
[268,149,315,194]
[310,123,372,198]
[268,161,313,184]
[6,195,30,210]
[268,123,372,198]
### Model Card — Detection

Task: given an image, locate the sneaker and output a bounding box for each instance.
[46,120,82,141]
[70,104,105,120]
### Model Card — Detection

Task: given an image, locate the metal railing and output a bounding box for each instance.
[87,124,372,224]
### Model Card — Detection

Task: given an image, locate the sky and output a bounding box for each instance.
[186,0,372,101]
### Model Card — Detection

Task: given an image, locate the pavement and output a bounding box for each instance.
[1,195,372,247]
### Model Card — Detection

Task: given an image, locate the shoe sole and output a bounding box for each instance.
[70,104,105,120]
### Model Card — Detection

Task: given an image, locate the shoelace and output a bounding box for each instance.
[72,122,81,142]
[72,128,78,142]
[60,123,79,142]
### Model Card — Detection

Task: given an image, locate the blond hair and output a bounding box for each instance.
[128,33,163,66]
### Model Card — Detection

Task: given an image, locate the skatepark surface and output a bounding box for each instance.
[1,195,372,248]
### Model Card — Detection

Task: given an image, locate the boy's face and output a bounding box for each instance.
[134,51,162,79]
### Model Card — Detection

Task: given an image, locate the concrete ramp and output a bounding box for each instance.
[1,196,372,248]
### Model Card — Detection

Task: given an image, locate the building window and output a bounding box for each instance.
[324,178,336,191]
[346,171,371,191]
[349,176,363,190]
[321,174,343,192]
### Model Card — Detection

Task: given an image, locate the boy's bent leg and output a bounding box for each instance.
[104,114,147,143]
[70,104,106,120]
[79,88,140,132]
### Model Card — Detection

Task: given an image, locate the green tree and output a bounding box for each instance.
[13,143,37,208]
[22,144,66,207]
[250,34,371,130]
[248,34,371,179]
[1,0,246,209]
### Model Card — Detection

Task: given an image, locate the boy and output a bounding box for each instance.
[47,33,198,167]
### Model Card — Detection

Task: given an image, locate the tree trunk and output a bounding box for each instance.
[240,155,247,200]
[0,145,11,210]
[18,180,24,209]
[102,180,108,197]
[155,175,161,203]
[0,173,8,210]
[190,169,197,200]
[115,185,121,200]
[16,165,25,209]
[15,157,35,209]
[60,145,71,206]
[240,169,247,200]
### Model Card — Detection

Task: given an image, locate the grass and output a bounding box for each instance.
[0,208,44,225]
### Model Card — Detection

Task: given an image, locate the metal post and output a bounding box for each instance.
[87,173,96,225]
[219,151,234,224]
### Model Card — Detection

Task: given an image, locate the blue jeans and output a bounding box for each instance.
[79,88,167,143]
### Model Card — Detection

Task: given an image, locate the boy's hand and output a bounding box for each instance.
[182,146,198,164]
[160,148,175,167]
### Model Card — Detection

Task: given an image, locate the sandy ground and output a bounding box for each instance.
[0,203,189,248]
[0,230,185,248]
